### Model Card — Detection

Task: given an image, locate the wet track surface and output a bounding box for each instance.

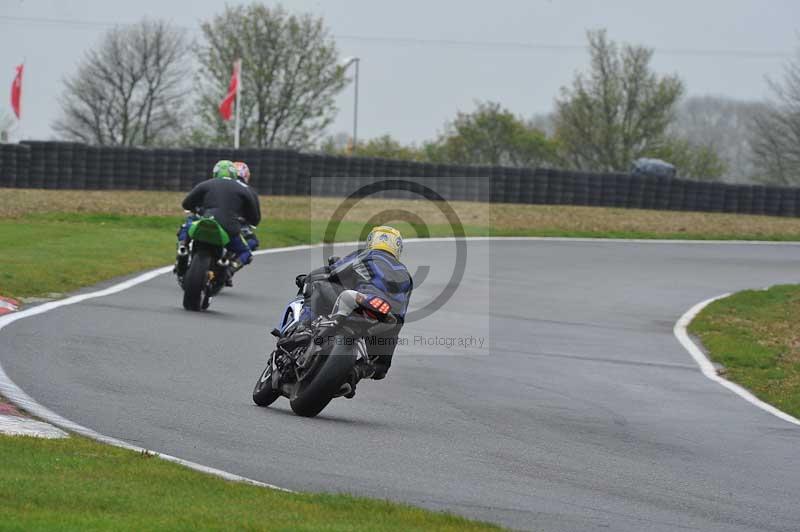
[2,239,800,531]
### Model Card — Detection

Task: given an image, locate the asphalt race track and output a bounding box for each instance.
[2,239,800,531]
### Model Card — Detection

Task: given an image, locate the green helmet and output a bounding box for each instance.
[212,160,237,179]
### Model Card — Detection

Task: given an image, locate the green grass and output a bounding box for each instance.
[1,214,177,298]
[0,434,499,531]
[0,213,492,299]
[5,209,800,300]
[689,285,800,418]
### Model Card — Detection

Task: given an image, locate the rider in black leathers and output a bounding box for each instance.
[174,160,261,281]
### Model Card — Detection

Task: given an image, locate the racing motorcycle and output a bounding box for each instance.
[252,274,396,417]
[179,215,240,311]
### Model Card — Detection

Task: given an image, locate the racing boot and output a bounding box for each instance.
[226,256,247,288]
[370,354,392,381]
[341,359,375,399]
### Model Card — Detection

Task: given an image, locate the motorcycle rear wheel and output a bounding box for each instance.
[183,250,212,311]
[289,340,356,417]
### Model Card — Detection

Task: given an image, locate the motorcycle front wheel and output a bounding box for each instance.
[252,362,281,407]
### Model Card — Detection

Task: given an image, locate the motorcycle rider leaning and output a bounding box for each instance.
[174,160,261,281]
[291,226,413,393]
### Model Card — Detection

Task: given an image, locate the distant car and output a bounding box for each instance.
[631,158,676,179]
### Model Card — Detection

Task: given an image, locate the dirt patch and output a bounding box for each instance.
[0,189,187,217]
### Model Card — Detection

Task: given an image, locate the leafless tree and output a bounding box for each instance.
[192,4,347,149]
[53,19,190,146]
[750,46,800,185]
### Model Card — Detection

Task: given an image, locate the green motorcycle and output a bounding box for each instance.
[180,216,236,311]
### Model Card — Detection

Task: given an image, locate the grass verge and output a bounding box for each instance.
[3,188,800,300]
[0,212,488,299]
[689,285,800,419]
[0,434,498,531]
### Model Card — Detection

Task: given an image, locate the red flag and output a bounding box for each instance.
[10,63,23,119]
[218,60,240,121]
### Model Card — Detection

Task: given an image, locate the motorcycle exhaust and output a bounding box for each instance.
[177,244,189,257]
[217,258,230,267]
[229,259,244,272]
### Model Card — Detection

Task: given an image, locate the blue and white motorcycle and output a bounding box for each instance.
[252,273,396,417]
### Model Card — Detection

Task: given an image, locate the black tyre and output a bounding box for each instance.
[253,363,282,406]
[183,250,212,311]
[289,341,356,417]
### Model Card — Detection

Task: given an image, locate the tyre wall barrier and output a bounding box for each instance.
[2,141,800,217]
[0,143,20,188]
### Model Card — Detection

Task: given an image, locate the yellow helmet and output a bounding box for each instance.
[366,226,403,259]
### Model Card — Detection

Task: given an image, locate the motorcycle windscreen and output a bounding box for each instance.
[188,218,230,247]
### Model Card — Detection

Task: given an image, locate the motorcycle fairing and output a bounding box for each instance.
[188,217,230,247]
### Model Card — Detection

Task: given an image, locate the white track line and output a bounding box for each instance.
[408,236,800,245]
[1,237,799,492]
[446,237,800,245]
[674,294,800,427]
[265,237,800,247]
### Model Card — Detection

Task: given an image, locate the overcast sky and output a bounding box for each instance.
[1,0,798,144]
